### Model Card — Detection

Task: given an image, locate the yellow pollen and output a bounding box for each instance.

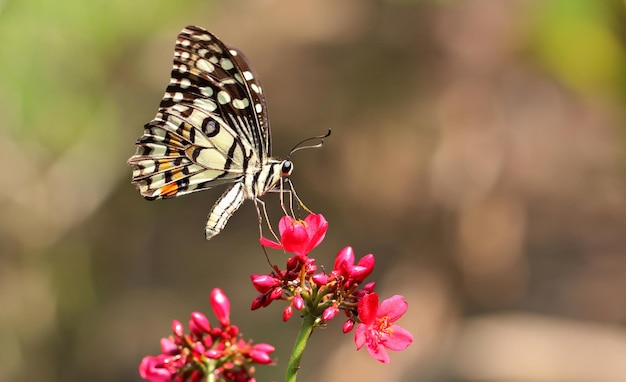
[375,316,392,334]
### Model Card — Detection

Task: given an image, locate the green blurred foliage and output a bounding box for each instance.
[527,0,626,97]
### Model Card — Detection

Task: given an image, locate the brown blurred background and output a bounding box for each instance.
[2,0,626,381]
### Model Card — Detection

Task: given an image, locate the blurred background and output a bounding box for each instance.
[2,0,626,381]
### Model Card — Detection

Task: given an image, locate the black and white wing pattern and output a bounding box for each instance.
[128,25,293,240]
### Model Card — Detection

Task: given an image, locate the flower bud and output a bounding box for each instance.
[293,294,304,310]
[311,273,329,286]
[251,274,280,293]
[351,254,375,283]
[250,343,275,364]
[190,311,211,334]
[269,287,283,301]
[160,337,178,355]
[191,342,205,357]
[210,288,230,327]
[251,295,266,310]
[188,319,203,338]
[172,319,184,337]
[250,349,273,364]
[342,319,355,333]
[226,325,239,338]
[322,305,339,321]
[283,305,293,321]
[334,246,355,277]
[205,349,223,359]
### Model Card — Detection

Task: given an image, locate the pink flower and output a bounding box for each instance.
[354,293,413,364]
[260,214,328,258]
[139,355,175,382]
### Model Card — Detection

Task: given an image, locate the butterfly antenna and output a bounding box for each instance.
[288,129,331,158]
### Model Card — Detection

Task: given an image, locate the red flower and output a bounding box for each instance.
[260,214,328,258]
[354,293,413,363]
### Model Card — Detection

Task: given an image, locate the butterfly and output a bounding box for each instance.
[128,25,300,240]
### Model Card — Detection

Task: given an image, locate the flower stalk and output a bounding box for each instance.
[285,312,317,382]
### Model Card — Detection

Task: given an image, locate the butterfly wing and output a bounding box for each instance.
[128,25,271,200]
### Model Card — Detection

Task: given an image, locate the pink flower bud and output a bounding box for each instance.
[251,274,280,293]
[351,254,375,283]
[334,246,355,277]
[269,287,283,301]
[363,282,376,292]
[250,349,272,364]
[251,295,265,310]
[160,337,178,355]
[210,288,230,327]
[322,305,339,321]
[188,319,203,338]
[190,311,211,334]
[226,325,239,338]
[205,349,223,359]
[191,342,205,356]
[342,319,355,333]
[250,343,275,364]
[293,294,304,310]
[171,320,184,337]
[253,343,275,353]
[283,306,293,321]
[203,335,213,348]
[312,273,329,286]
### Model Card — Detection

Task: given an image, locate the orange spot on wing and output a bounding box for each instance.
[160,183,179,197]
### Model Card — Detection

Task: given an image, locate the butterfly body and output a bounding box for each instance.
[128,25,292,240]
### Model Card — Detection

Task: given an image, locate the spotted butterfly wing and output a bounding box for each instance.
[128,25,293,240]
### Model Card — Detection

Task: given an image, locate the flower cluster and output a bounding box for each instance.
[253,214,413,363]
[140,288,275,382]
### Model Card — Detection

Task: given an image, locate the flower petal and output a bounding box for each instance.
[278,216,295,235]
[305,213,328,248]
[357,292,379,324]
[259,237,283,249]
[383,325,414,351]
[378,295,408,322]
[366,341,390,364]
[354,323,367,350]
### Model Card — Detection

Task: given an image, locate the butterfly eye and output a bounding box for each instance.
[281,160,293,177]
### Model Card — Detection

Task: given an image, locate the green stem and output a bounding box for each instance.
[285,313,316,382]
[205,360,216,382]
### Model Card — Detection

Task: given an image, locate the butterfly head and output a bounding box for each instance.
[280,160,294,177]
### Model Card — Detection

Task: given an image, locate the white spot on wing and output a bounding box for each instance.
[243,71,254,81]
[196,58,214,73]
[255,103,263,113]
[200,86,213,97]
[232,98,250,109]
[194,98,217,112]
[220,58,234,70]
[180,78,191,89]
[217,91,231,105]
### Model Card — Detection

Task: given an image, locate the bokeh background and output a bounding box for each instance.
[2,0,626,381]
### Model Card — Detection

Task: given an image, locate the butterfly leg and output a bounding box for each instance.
[284,178,314,214]
[206,183,245,240]
[254,197,281,243]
